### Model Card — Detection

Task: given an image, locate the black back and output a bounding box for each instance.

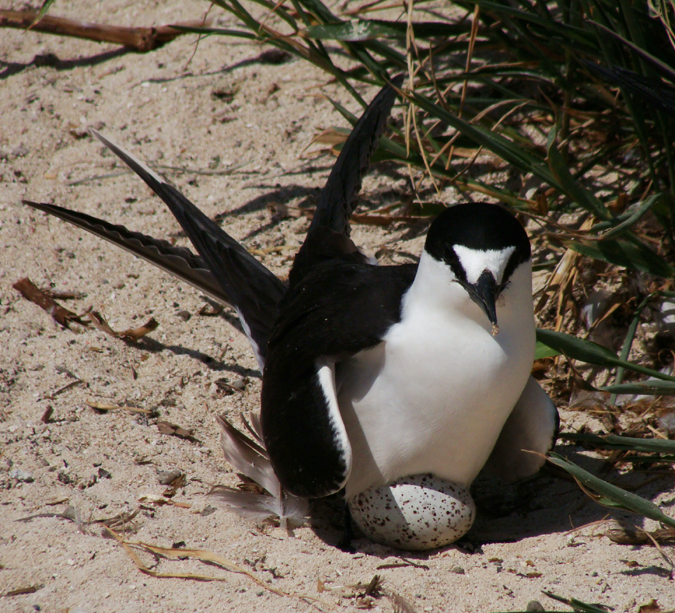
[261,260,417,497]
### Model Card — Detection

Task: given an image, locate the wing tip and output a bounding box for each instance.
[90,128,167,187]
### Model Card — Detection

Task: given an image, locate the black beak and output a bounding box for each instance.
[467,270,499,329]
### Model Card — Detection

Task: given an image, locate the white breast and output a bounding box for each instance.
[337,252,535,498]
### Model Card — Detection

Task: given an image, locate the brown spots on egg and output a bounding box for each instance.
[347,474,475,551]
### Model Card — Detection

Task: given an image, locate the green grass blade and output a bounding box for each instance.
[32,0,56,25]
[599,380,675,395]
[535,341,561,359]
[588,19,675,82]
[405,90,560,188]
[547,452,675,528]
[295,0,392,81]
[304,20,467,40]
[564,238,675,278]
[542,591,612,613]
[536,328,675,382]
[169,25,257,40]
[470,1,598,46]
[559,433,675,454]
[546,128,609,220]
[324,97,358,126]
[609,293,653,403]
[591,194,663,239]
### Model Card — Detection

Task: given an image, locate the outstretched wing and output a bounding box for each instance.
[261,260,417,498]
[90,131,287,368]
[289,74,404,287]
[22,199,228,306]
[22,77,402,369]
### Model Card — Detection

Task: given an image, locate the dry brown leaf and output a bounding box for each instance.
[2,584,44,597]
[156,420,198,442]
[43,378,84,400]
[87,309,118,336]
[86,310,158,342]
[40,406,53,423]
[638,599,662,613]
[44,497,70,506]
[120,317,159,341]
[138,495,191,509]
[86,400,153,414]
[310,128,348,147]
[169,501,191,509]
[162,473,187,498]
[13,277,88,328]
[606,523,675,545]
[96,509,142,533]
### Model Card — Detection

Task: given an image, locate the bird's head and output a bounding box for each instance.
[424,203,531,335]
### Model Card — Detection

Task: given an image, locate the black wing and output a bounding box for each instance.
[22,78,402,368]
[22,199,228,306]
[90,131,287,368]
[289,75,404,287]
[261,260,417,498]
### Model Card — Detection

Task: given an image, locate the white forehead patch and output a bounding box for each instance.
[453,245,516,285]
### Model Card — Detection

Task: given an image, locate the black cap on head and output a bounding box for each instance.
[425,202,531,328]
[425,202,530,264]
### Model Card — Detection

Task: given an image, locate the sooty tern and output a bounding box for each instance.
[22,76,558,543]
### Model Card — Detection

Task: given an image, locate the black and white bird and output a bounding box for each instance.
[22,77,558,550]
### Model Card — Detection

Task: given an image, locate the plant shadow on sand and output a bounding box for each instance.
[0,48,133,80]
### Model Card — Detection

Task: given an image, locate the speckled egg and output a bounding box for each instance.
[348,474,475,551]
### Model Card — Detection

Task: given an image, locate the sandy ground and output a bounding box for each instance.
[1,1,675,612]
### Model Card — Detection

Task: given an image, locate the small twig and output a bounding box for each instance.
[639,527,674,578]
[12,277,88,329]
[377,556,430,570]
[43,379,84,400]
[0,9,206,53]
[103,527,330,609]
[87,400,154,415]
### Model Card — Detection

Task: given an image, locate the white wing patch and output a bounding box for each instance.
[316,358,353,487]
[453,244,516,285]
[235,307,264,371]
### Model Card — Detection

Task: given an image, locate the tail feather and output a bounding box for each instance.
[214,415,308,527]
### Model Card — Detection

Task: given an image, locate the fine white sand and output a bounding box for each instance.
[1,2,674,611]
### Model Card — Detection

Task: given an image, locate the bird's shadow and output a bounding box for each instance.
[304,444,675,558]
[129,313,261,379]
[469,445,672,545]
